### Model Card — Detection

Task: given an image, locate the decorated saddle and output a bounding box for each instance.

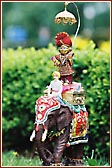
[35,96,60,126]
[62,82,89,145]
[34,91,88,145]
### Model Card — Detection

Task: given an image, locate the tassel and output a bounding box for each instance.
[36,125,39,132]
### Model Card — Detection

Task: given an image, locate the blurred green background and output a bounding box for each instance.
[2,2,110,48]
[2,1,110,166]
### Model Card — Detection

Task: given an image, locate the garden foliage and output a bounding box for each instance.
[2,39,110,158]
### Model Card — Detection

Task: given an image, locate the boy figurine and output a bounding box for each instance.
[48,71,62,99]
[30,71,63,142]
[51,32,74,84]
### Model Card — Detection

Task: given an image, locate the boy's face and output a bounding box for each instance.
[53,75,59,80]
[59,45,70,55]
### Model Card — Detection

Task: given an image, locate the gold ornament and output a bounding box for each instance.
[54,2,77,25]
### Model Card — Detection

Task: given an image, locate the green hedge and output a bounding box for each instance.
[2,44,57,150]
[73,41,110,158]
[2,41,110,159]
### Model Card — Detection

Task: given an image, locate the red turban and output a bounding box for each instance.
[55,32,72,47]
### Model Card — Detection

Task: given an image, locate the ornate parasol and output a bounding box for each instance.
[54,2,80,41]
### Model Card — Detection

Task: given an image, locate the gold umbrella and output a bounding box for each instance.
[54,2,80,40]
[54,2,77,25]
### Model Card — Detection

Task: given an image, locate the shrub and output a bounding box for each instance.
[2,39,110,159]
[73,40,110,159]
[2,44,57,150]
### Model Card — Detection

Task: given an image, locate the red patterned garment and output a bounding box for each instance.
[66,109,89,146]
[72,110,88,137]
[35,96,60,127]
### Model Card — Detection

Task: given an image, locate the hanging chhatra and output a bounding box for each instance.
[54,2,77,25]
[54,1,80,41]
